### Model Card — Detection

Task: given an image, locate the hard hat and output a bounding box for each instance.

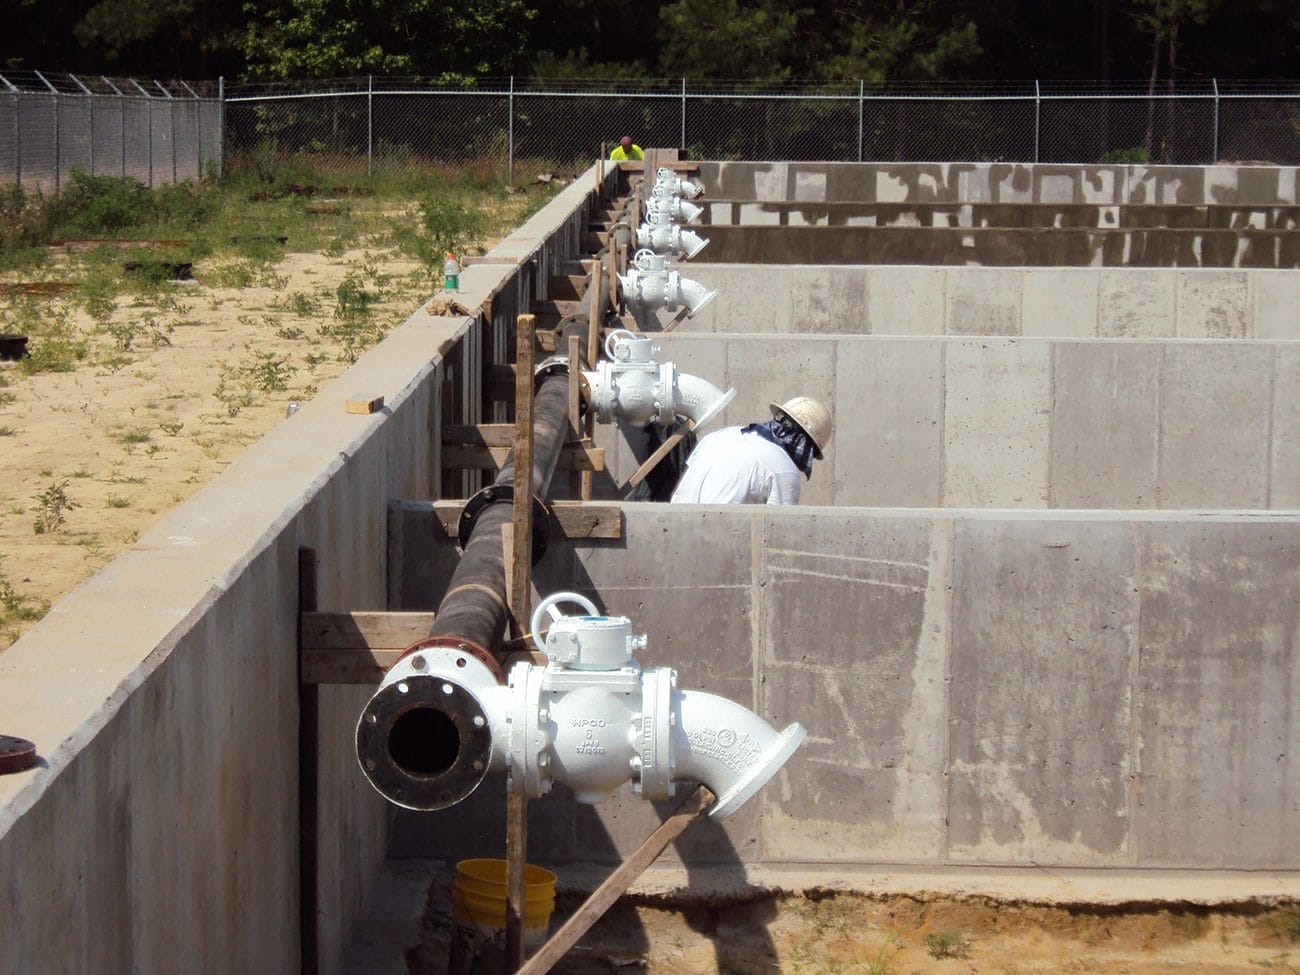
[620,135,633,148]
[770,396,833,458]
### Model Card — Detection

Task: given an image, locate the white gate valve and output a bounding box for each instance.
[647,189,704,224]
[581,328,734,429]
[356,592,807,819]
[638,208,710,259]
[617,249,719,324]
[655,167,704,199]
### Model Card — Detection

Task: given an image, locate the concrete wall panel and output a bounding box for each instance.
[948,519,1135,864]
[833,339,943,506]
[1272,345,1300,508]
[1133,521,1300,866]
[1176,270,1251,338]
[1252,271,1300,340]
[943,338,1051,507]
[760,513,947,861]
[866,266,946,335]
[680,265,1298,340]
[1050,342,1160,507]
[945,268,1023,335]
[1022,270,1100,338]
[1159,344,1272,507]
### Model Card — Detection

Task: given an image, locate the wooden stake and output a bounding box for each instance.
[587,260,603,371]
[516,785,716,975]
[619,420,692,499]
[507,313,536,970]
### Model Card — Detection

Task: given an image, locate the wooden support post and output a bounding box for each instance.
[566,334,590,500]
[507,313,536,970]
[516,785,716,975]
[607,241,618,313]
[587,260,602,371]
[297,547,320,975]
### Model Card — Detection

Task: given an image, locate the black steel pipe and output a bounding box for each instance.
[427,370,571,654]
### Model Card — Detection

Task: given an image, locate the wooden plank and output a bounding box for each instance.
[346,394,384,415]
[511,313,535,634]
[537,329,558,353]
[426,500,622,540]
[516,785,716,975]
[301,648,401,685]
[619,422,691,499]
[506,310,536,968]
[443,444,604,473]
[299,611,436,649]
[297,548,320,975]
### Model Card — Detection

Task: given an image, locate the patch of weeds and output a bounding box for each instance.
[101,312,174,352]
[276,324,305,340]
[282,291,322,317]
[46,171,159,238]
[923,930,969,959]
[8,303,88,375]
[117,427,152,446]
[68,467,93,479]
[0,570,47,624]
[77,535,108,560]
[160,420,184,436]
[865,933,903,975]
[248,350,296,392]
[105,494,132,508]
[32,479,78,534]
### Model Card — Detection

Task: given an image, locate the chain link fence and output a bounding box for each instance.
[0,71,222,194]
[225,78,1300,181]
[4,75,1299,193]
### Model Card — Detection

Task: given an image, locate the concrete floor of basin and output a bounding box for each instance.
[344,861,1300,974]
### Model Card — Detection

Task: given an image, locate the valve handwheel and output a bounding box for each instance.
[529,591,599,644]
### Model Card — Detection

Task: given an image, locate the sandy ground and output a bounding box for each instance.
[343,861,1300,975]
[0,240,432,650]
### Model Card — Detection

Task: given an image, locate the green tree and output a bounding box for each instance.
[658,0,805,82]
[240,0,534,80]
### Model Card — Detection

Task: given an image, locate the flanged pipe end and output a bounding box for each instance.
[456,485,552,565]
[709,722,807,819]
[0,735,37,775]
[356,674,494,811]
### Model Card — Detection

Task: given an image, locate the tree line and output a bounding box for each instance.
[9,0,1299,85]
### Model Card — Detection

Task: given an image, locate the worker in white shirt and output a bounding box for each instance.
[670,396,832,505]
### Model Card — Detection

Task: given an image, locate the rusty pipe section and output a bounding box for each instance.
[427,370,571,655]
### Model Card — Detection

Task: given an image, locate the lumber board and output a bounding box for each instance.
[427,499,623,540]
[299,611,436,649]
[516,785,716,974]
[442,444,604,472]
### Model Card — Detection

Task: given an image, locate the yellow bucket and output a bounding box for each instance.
[452,858,557,937]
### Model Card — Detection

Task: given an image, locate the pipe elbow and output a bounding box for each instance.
[674,372,735,430]
[671,689,806,819]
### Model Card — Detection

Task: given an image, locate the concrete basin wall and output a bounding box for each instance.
[695,161,1300,206]
[0,170,607,975]
[387,503,1300,879]
[673,264,1300,339]
[599,333,1300,510]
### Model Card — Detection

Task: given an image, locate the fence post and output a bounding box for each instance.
[1034,79,1041,164]
[680,78,686,149]
[1212,77,1220,163]
[13,92,20,191]
[367,74,373,176]
[508,75,514,185]
[858,80,864,162]
[217,76,225,180]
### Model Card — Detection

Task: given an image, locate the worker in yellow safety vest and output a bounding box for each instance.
[609,136,644,161]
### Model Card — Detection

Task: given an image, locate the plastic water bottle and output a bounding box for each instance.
[443,253,460,292]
